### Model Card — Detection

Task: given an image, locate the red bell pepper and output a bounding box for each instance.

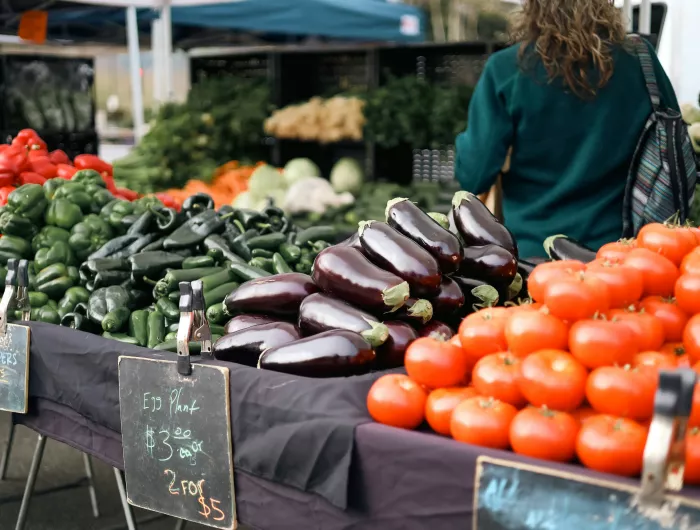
[56,164,78,180]
[116,188,139,201]
[0,146,27,185]
[29,156,58,179]
[102,173,118,193]
[12,129,46,151]
[74,154,113,175]
[18,172,47,186]
[49,149,71,166]
[155,192,180,210]
[0,186,14,206]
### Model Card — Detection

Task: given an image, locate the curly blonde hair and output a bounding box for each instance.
[511,0,627,98]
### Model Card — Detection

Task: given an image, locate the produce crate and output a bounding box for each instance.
[0,55,95,133]
[190,53,271,84]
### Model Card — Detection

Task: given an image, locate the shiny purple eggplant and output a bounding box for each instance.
[452,191,518,258]
[376,321,418,369]
[339,232,364,252]
[430,276,465,318]
[213,322,300,367]
[224,314,284,334]
[223,273,318,317]
[298,293,389,348]
[258,329,376,378]
[312,246,409,312]
[460,244,517,288]
[386,198,462,273]
[419,320,455,340]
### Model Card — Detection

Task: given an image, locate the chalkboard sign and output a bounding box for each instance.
[118,356,236,529]
[0,323,30,414]
[474,456,700,530]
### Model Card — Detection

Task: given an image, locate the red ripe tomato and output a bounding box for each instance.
[366,374,427,429]
[518,349,587,411]
[504,308,568,357]
[675,274,700,315]
[507,301,543,314]
[543,271,610,322]
[458,308,509,363]
[607,308,665,352]
[633,351,678,371]
[639,296,689,341]
[586,366,656,420]
[404,336,469,389]
[425,387,478,436]
[528,260,586,303]
[596,239,636,262]
[586,261,644,308]
[637,223,696,266]
[681,249,700,275]
[472,353,526,407]
[623,248,680,297]
[450,396,517,449]
[509,407,580,462]
[683,315,700,365]
[576,415,647,476]
[685,428,700,485]
[569,318,638,368]
[660,342,690,366]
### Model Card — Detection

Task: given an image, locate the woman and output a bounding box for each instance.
[455,0,679,259]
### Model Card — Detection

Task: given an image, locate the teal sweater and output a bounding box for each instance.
[455,40,679,259]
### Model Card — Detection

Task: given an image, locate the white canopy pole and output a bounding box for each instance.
[161,2,174,101]
[152,16,163,106]
[126,5,145,141]
[622,0,633,32]
[639,0,652,35]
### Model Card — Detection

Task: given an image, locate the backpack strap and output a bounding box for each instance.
[628,34,661,110]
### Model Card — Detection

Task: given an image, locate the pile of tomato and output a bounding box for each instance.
[367,222,700,482]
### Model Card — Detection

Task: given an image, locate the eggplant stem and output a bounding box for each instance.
[507,273,523,301]
[385,197,410,222]
[471,285,499,311]
[357,220,373,236]
[408,299,434,324]
[382,281,410,312]
[542,234,565,260]
[451,191,473,209]
[360,318,390,347]
[427,212,450,230]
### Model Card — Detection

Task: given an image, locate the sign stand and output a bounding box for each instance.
[473,369,700,530]
[119,280,237,529]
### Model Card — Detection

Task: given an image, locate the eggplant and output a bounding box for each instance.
[213,322,300,366]
[298,293,389,348]
[390,298,433,324]
[543,234,596,263]
[312,246,410,313]
[451,276,501,314]
[460,244,517,288]
[376,321,418,369]
[385,198,463,273]
[358,221,441,296]
[224,314,284,334]
[452,191,518,258]
[339,232,364,251]
[223,273,318,317]
[430,276,465,318]
[258,329,376,377]
[419,320,455,340]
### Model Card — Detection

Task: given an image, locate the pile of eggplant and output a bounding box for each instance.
[210,191,525,378]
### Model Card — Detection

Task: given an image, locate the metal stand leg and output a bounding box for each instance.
[174,519,186,530]
[0,421,15,480]
[82,453,100,518]
[15,434,47,530]
[114,467,137,530]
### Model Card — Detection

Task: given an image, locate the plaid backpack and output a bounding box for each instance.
[622,35,698,237]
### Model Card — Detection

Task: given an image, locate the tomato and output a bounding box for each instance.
[623,248,679,297]
[405,336,469,389]
[683,314,700,365]
[472,353,526,407]
[528,260,586,303]
[607,308,665,352]
[450,396,517,449]
[685,428,700,485]
[518,349,587,411]
[586,366,656,420]
[573,407,597,425]
[543,272,610,322]
[366,374,427,429]
[575,415,647,476]
[681,249,700,275]
[509,407,579,462]
[504,308,568,357]
[637,223,696,266]
[425,387,478,436]
[690,362,700,428]
[586,261,643,308]
[569,318,638,368]
[639,296,689,341]
[675,274,700,315]
[458,308,509,363]
[507,301,543,314]
[596,239,636,262]
[660,342,690,366]
[633,351,678,371]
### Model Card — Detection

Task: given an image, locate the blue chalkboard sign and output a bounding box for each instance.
[474,456,700,530]
[0,323,30,414]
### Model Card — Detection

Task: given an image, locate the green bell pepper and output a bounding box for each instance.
[53,182,93,213]
[35,305,60,325]
[68,214,114,261]
[28,291,49,308]
[35,263,75,299]
[7,184,47,222]
[133,195,163,215]
[105,201,135,230]
[34,241,76,271]
[89,187,115,214]
[43,178,66,201]
[0,234,32,259]
[45,198,84,230]
[87,285,131,327]
[57,286,90,318]
[0,211,37,238]
[32,226,71,253]
[71,169,105,188]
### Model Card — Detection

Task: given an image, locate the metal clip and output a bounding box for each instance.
[0,259,29,336]
[175,280,213,376]
[638,368,697,508]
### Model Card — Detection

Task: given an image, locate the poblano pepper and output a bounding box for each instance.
[162,210,224,250]
[7,184,47,222]
[32,226,71,253]
[182,193,214,218]
[69,214,114,260]
[128,251,185,284]
[45,198,83,230]
[87,285,131,327]
[79,258,130,286]
[53,182,93,213]
[34,240,76,271]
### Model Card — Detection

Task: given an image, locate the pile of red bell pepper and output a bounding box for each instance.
[0,129,178,210]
